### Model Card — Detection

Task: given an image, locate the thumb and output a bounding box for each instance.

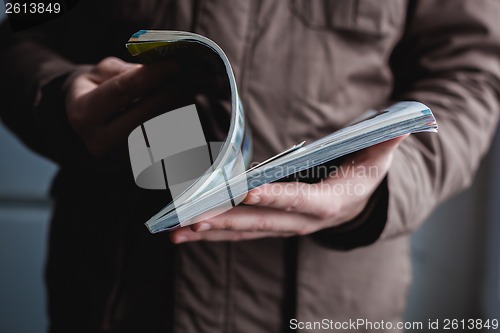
[90,57,142,83]
[362,134,409,160]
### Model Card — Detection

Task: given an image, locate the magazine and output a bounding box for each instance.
[126,30,438,233]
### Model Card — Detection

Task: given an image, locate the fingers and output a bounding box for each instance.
[243,183,337,218]
[90,81,192,157]
[87,61,181,119]
[89,57,142,83]
[240,135,410,218]
[170,227,293,243]
[188,205,321,234]
[113,80,190,126]
[359,134,409,163]
[373,134,408,153]
[67,57,142,106]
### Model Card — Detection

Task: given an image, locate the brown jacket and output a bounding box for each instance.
[1,1,499,332]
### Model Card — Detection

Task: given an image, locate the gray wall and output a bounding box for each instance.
[484,130,500,319]
[405,128,500,329]
[0,10,54,331]
[0,125,56,333]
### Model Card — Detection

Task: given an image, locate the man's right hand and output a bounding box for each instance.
[65,56,185,159]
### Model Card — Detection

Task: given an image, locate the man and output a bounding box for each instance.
[1,0,499,332]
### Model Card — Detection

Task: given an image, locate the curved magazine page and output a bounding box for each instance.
[126,30,252,231]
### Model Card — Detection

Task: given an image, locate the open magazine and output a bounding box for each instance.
[126,30,438,234]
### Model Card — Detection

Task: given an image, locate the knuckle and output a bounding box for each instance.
[221,218,233,230]
[255,217,272,231]
[260,192,276,206]
[111,77,127,96]
[289,193,304,211]
[100,56,121,69]
[317,204,337,220]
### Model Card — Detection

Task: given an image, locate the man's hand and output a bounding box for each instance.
[170,135,407,243]
[66,57,186,158]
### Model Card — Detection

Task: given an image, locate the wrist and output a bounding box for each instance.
[311,176,389,250]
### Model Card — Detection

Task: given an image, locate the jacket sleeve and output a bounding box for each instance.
[383,0,500,239]
[313,0,500,249]
[0,18,89,165]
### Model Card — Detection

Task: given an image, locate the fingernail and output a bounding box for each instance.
[175,236,187,243]
[245,194,260,205]
[196,223,211,232]
[125,63,142,70]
